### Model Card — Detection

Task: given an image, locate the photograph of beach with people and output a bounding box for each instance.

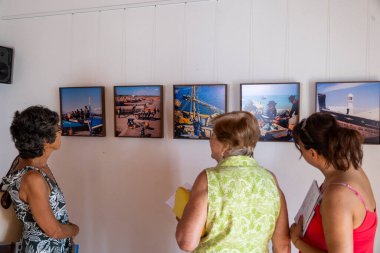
[241,82,300,142]
[174,84,226,139]
[316,81,380,144]
[59,86,105,137]
[114,85,163,138]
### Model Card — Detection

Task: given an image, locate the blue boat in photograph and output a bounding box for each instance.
[61,97,103,136]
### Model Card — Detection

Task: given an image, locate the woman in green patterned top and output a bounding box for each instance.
[176,111,290,253]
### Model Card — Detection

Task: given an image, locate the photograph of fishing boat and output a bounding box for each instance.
[173,84,227,139]
[316,81,380,144]
[59,86,105,137]
[114,85,163,138]
[241,82,300,142]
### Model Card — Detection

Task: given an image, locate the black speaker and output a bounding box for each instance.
[0,46,14,84]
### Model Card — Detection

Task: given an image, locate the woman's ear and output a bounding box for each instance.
[221,144,230,158]
[309,148,320,161]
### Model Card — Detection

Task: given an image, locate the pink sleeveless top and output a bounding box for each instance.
[301,183,377,253]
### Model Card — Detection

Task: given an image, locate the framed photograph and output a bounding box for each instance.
[173,84,227,139]
[59,86,106,137]
[241,82,300,142]
[316,81,380,144]
[114,85,163,138]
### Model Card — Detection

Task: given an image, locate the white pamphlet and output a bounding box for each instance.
[294,180,321,236]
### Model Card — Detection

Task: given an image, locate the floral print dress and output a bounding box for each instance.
[2,166,71,253]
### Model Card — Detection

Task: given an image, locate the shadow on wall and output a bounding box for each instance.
[53,138,180,253]
[0,195,22,243]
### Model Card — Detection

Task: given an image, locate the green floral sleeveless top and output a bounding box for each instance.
[194,156,280,253]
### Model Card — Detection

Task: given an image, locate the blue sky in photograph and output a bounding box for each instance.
[241,83,299,110]
[115,86,161,96]
[242,83,299,96]
[61,87,103,114]
[317,82,379,112]
[174,85,226,114]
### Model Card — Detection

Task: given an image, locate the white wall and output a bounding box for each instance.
[1,0,379,252]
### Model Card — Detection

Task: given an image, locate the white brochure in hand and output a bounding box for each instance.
[294,180,321,236]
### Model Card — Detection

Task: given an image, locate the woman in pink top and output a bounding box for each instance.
[290,112,377,253]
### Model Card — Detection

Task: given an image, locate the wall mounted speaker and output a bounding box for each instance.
[0,46,14,84]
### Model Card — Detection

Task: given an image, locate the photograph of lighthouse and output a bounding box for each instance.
[316,81,380,144]
[59,86,105,137]
[173,84,227,139]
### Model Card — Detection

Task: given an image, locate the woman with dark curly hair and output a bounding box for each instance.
[1,105,79,253]
[290,112,377,253]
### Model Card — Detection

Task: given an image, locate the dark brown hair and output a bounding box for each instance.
[293,112,363,171]
[10,105,59,159]
[212,111,260,150]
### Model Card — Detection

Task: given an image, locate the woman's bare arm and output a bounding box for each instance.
[320,186,354,253]
[290,185,355,253]
[176,170,208,252]
[20,171,79,239]
[270,173,291,253]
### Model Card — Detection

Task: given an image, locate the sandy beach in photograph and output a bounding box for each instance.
[115,95,162,137]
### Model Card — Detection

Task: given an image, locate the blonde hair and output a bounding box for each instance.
[212,111,260,157]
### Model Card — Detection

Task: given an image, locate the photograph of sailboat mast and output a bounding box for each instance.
[173,84,227,139]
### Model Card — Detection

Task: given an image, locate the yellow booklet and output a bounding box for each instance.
[173,187,206,236]
[173,187,190,219]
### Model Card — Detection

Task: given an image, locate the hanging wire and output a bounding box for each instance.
[325,0,331,81]
[182,2,188,84]
[365,0,371,79]
[249,0,254,80]
[284,0,290,82]
[212,0,219,83]
[151,5,157,83]
[69,13,74,81]
[122,8,127,81]
[96,10,101,83]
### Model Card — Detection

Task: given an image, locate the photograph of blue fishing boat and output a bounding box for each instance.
[173,84,227,139]
[241,83,300,142]
[59,86,105,137]
[316,81,380,144]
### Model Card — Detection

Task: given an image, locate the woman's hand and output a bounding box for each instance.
[290,216,303,248]
[68,222,80,237]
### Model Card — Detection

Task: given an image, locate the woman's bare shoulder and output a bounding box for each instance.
[192,170,208,192]
[21,170,48,189]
